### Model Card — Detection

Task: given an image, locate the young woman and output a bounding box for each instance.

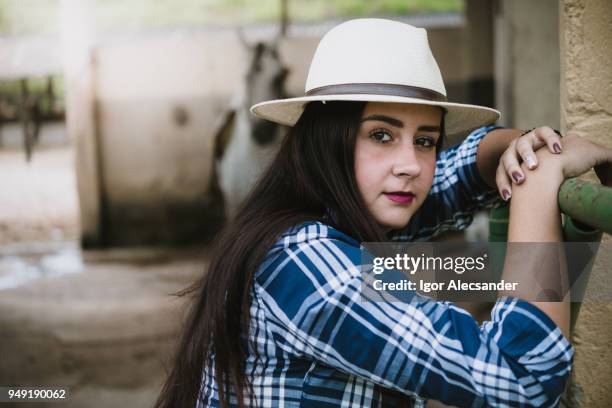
[156,19,612,407]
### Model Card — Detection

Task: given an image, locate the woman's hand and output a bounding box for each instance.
[495,126,563,200]
[556,133,612,185]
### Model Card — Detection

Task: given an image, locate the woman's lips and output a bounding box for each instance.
[384,192,415,204]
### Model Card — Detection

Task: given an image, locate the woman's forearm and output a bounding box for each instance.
[501,150,570,338]
[507,153,563,242]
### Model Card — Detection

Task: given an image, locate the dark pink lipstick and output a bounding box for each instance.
[384,192,415,204]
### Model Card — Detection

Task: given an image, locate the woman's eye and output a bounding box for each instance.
[369,129,392,144]
[415,137,436,149]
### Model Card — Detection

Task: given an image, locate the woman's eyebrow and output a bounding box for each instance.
[360,114,403,128]
[417,125,441,133]
[361,115,441,133]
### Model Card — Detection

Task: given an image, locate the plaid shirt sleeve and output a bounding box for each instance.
[390,125,503,242]
[255,222,574,407]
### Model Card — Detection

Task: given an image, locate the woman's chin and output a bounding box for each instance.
[376,213,413,232]
[369,199,418,233]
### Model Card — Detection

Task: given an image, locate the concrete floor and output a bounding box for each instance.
[0,145,209,407]
[0,246,207,408]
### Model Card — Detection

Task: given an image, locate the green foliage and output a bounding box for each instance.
[0,0,60,35]
[0,0,463,35]
[0,76,64,124]
[0,76,64,103]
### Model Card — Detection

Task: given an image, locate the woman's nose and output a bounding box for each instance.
[392,143,422,178]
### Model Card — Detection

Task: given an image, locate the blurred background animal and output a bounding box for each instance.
[211,30,289,220]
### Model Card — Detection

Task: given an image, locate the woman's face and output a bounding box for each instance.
[354,102,442,231]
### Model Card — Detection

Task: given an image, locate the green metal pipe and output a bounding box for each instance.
[558,179,608,331]
[488,206,509,282]
[488,206,509,243]
[489,179,611,237]
[488,184,608,333]
[558,178,612,235]
[563,216,602,333]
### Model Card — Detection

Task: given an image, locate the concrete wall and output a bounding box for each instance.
[494,0,560,129]
[93,35,237,246]
[465,0,495,108]
[494,1,612,403]
[560,0,612,406]
[62,0,102,247]
[75,21,477,247]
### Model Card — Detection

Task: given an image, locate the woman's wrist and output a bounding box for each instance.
[518,149,565,201]
[508,149,564,243]
[529,148,565,185]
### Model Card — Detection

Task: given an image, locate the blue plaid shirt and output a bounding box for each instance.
[198,126,574,407]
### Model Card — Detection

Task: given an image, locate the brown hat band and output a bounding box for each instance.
[306,83,447,102]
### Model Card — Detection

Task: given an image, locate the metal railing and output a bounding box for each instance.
[558,178,612,235]
[490,178,612,240]
[489,178,612,332]
[410,179,611,408]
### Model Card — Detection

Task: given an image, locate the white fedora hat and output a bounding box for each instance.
[250,18,500,144]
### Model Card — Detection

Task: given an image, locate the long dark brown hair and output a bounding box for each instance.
[155,101,445,408]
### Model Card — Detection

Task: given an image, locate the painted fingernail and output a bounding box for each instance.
[502,189,511,201]
[553,143,562,154]
[525,156,536,169]
[512,171,524,183]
